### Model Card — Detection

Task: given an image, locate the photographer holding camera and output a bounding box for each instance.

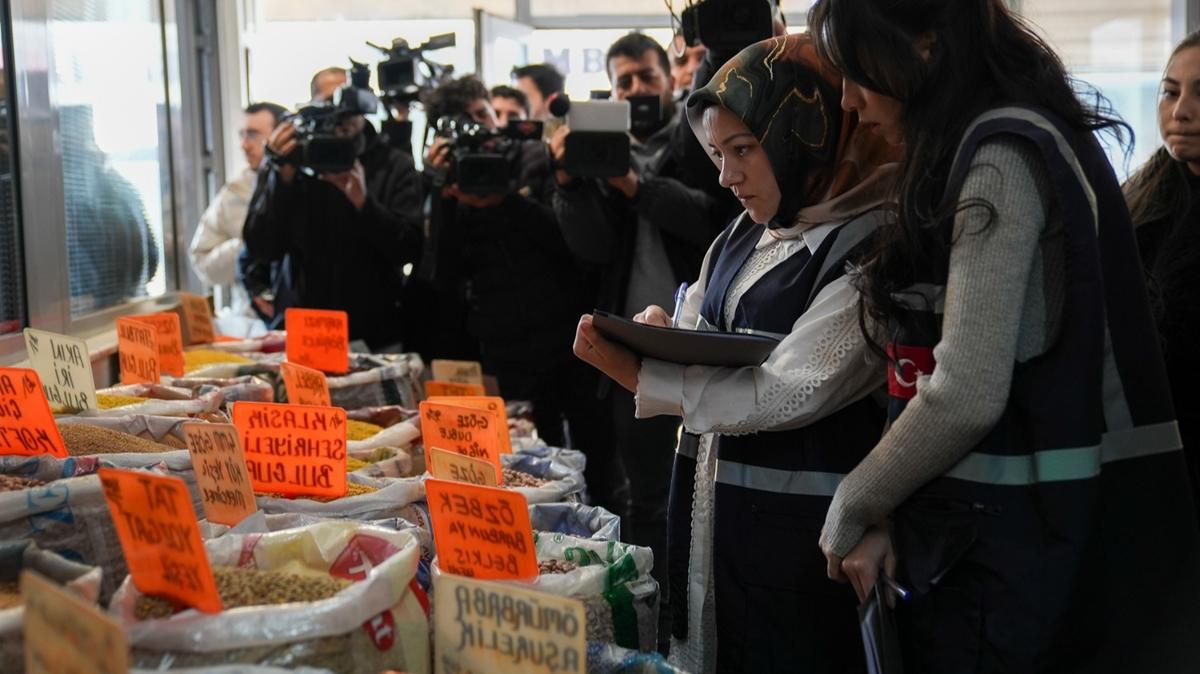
[242,65,423,351]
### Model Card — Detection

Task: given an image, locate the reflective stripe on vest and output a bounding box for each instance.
[714,459,843,497]
[943,421,1181,486]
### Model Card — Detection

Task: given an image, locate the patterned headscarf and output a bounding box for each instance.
[687,33,899,234]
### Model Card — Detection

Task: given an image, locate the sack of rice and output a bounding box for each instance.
[0,540,104,673]
[111,521,429,674]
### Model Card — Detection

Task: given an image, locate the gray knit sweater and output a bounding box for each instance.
[821,136,1061,557]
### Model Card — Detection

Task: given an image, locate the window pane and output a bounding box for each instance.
[0,15,23,336]
[49,0,169,317]
[1022,0,1173,178]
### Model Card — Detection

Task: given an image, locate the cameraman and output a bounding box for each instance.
[242,80,423,351]
[420,75,616,497]
[549,33,728,633]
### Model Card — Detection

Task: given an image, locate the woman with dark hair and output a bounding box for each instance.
[1125,31,1200,517]
[573,33,898,673]
[806,0,1200,671]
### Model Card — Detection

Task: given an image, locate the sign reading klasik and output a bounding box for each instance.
[434,573,585,674]
[0,368,68,458]
[425,479,538,580]
[23,328,97,413]
[183,422,258,527]
[99,468,222,613]
[232,401,348,498]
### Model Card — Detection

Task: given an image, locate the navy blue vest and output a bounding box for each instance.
[885,107,1200,672]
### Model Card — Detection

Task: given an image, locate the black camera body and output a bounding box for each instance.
[370,33,456,103]
[436,117,544,196]
[681,0,774,54]
[286,62,379,176]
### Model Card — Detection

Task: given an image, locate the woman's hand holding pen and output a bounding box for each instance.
[573,314,641,393]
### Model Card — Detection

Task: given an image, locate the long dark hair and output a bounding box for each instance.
[807,0,1129,352]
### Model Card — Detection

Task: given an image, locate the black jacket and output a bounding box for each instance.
[243,125,423,349]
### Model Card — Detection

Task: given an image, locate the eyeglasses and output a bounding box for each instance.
[238,129,266,141]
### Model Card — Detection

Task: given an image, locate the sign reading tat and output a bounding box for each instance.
[183,422,258,527]
[285,308,349,374]
[0,368,68,458]
[23,328,97,413]
[232,401,348,498]
[99,468,222,613]
[434,573,586,674]
[280,361,332,406]
[116,317,161,385]
[129,312,186,377]
[425,479,538,580]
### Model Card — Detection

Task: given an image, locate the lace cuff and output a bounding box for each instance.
[635,358,685,418]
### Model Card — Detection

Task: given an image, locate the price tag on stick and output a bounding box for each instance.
[419,401,503,475]
[285,308,349,374]
[183,422,259,527]
[425,479,538,580]
[232,401,348,498]
[99,468,222,613]
[23,328,97,413]
[0,368,68,458]
[424,380,486,398]
[434,574,586,674]
[129,312,186,377]
[22,570,129,674]
[178,292,216,345]
[280,361,332,406]
[428,446,500,486]
[116,317,161,385]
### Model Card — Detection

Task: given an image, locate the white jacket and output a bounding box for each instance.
[188,166,258,314]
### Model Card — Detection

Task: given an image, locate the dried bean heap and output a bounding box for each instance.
[538,559,579,575]
[503,467,547,488]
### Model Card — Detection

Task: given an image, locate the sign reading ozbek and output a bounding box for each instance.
[425,479,538,580]
[434,574,585,674]
[232,401,348,498]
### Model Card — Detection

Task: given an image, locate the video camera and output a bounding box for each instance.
[283,61,379,176]
[549,94,663,178]
[680,0,774,54]
[435,117,544,196]
[368,33,456,104]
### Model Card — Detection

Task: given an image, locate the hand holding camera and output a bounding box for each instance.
[319,160,367,211]
[267,122,299,184]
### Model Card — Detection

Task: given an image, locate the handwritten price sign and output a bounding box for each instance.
[279,361,332,407]
[285,308,349,374]
[116,317,161,385]
[0,368,68,458]
[183,422,258,527]
[428,447,500,487]
[23,328,97,413]
[425,479,537,580]
[129,312,186,377]
[419,401,503,476]
[427,395,512,455]
[232,401,348,499]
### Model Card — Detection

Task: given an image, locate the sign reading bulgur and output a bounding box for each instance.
[232,401,349,499]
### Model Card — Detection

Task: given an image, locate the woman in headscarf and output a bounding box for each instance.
[573,33,899,673]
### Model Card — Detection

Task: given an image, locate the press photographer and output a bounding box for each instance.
[241,61,423,351]
[415,75,612,495]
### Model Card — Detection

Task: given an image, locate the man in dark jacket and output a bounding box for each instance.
[243,94,423,352]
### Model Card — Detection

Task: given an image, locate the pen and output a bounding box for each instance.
[671,282,689,328]
[880,573,911,602]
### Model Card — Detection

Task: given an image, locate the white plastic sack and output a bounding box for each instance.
[255,475,425,521]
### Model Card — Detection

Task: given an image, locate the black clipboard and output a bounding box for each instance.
[592,310,779,367]
[859,582,906,674]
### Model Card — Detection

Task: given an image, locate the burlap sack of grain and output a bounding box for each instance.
[111,520,430,674]
[0,540,104,673]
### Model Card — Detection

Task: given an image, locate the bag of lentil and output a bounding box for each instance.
[347,417,420,459]
[255,475,425,521]
[0,541,104,673]
[501,453,586,505]
[111,521,430,674]
[0,474,127,601]
[85,386,227,418]
[529,503,621,541]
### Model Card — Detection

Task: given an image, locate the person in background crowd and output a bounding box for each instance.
[808,1,1200,672]
[669,32,707,101]
[491,84,530,128]
[1125,30,1200,518]
[243,76,423,351]
[513,63,565,121]
[551,32,729,652]
[309,66,347,103]
[574,33,899,672]
[188,102,286,320]
[420,75,611,476]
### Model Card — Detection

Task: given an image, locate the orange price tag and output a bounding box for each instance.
[178,293,216,345]
[430,359,484,385]
[427,395,512,454]
[425,380,486,398]
[232,401,348,498]
[419,401,502,475]
[116,317,161,385]
[129,312,185,377]
[428,446,500,486]
[285,308,349,374]
[98,468,221,613]
[279,361,332,406]
[182,422,259,527]
[0,368,68,458]
[425,479,537,580]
